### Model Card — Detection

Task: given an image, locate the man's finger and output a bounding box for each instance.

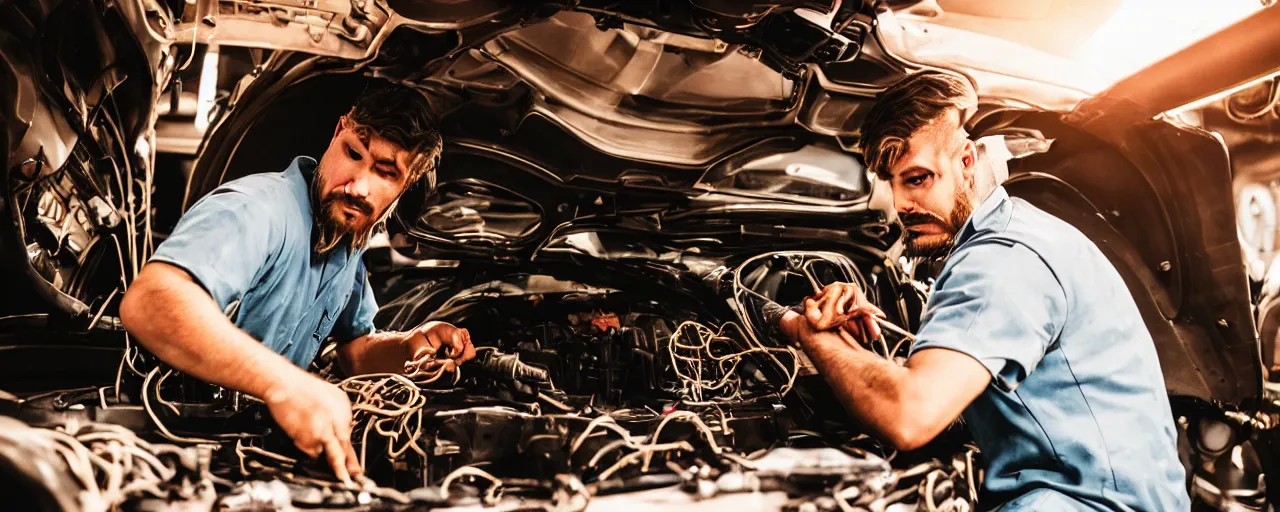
[407,332,435,359]
[863,315,882,344]
[448,330,468,358]
[460,339,477,364]
[804,297,822,325]
[297,438,323,459]
[833,287,855,319]
[842,321,863,344]
[822,295,852,330]
[857,290,886,319]
[340,435,363,481]
[324,436,353,486]
[812,294,837,328]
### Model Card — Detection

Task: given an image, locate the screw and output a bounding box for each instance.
[1159,261,1172,272]
[1217,319,1229,328]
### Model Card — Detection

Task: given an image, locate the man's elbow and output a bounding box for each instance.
[119,279,150,334]
[882,423,933,452]
[879,409,946,452]
[120,265,169,335]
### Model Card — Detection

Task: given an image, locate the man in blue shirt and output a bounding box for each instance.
[119,82,474,484]
[770,73,1190,511]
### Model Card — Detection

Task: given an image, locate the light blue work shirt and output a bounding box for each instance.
[910,186,1189,511]
[150,156,379,367]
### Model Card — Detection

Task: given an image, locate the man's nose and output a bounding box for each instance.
[894,194,917,216]
[344,172,371,198]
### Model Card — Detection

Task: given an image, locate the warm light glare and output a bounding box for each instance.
[1079,0,1262,87]
[195,44,219,133]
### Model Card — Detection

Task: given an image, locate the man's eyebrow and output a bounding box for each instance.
[893,166,929,178]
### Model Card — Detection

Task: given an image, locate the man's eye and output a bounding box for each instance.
[906,175,927,186]
[347,147,363,161]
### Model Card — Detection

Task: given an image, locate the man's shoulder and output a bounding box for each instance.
[202,161,311,221]
[216,170,303,203]
[953,197,1108,290]
[972,197,1091,251]
[946,199,1080,273]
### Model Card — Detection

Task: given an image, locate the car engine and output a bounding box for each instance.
[1,249,982,511]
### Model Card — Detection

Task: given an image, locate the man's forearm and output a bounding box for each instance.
[338,330,413,376]
[120,263,309,400]
[797,328,920,441]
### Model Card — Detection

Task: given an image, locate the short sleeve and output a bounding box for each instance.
[150,190,277,310]
[331,263,378,342]
[910,242,1066,392]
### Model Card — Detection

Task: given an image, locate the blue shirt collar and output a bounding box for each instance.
[955,185,1010,247]
[283,155,355,260]
[284,156,318,218]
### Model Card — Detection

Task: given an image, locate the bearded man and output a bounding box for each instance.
[119,82,475,484]
[765,72,1190,511]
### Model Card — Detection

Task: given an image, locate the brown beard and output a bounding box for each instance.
[311,165,380,255]
[902,185,974,258]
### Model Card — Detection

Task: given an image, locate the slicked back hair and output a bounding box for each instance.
[345,81,442,192]
[858,72,977,181]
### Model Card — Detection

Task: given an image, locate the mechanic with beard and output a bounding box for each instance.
[765,72,1189,511]
[119,82,476,485]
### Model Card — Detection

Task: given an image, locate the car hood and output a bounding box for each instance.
[4,0,1272,407]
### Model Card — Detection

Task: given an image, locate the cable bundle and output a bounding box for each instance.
[0,419,212,511]
[666,321,799,403]
[834,445,981,512]
[337,373,430,468]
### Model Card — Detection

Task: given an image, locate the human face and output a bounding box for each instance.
[884,114,977,257]
[313,117,412,248]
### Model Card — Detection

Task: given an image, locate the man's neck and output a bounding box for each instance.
[970,135,1011,204]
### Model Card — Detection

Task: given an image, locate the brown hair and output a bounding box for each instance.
[858,72,976,180]
[345,81,443,191]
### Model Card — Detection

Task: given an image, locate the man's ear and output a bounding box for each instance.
[333,115,346,139]
[960,138,978,187]
[962,139,977,170]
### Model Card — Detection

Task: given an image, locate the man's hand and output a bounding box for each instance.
[803,282,886,342]
[404,321,477,371]
[262,374,362,485]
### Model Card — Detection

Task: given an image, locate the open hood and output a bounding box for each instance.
[3,0,1272,409]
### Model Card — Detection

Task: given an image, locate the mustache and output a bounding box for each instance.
[325,192,374,216]
[900,212,945,227]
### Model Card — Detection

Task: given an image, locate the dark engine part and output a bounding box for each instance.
[356,401,790,493]
[475,349,551,385]
[509,315,671,406]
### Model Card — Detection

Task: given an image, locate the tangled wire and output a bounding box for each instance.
[337,373,430,469]
[0,419,213,511]
[401,347,464,386]
[666,321,799,403]
[566,408,732,482]
[834,446,981,512]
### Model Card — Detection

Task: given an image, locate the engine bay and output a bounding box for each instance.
[1,251,983,511]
